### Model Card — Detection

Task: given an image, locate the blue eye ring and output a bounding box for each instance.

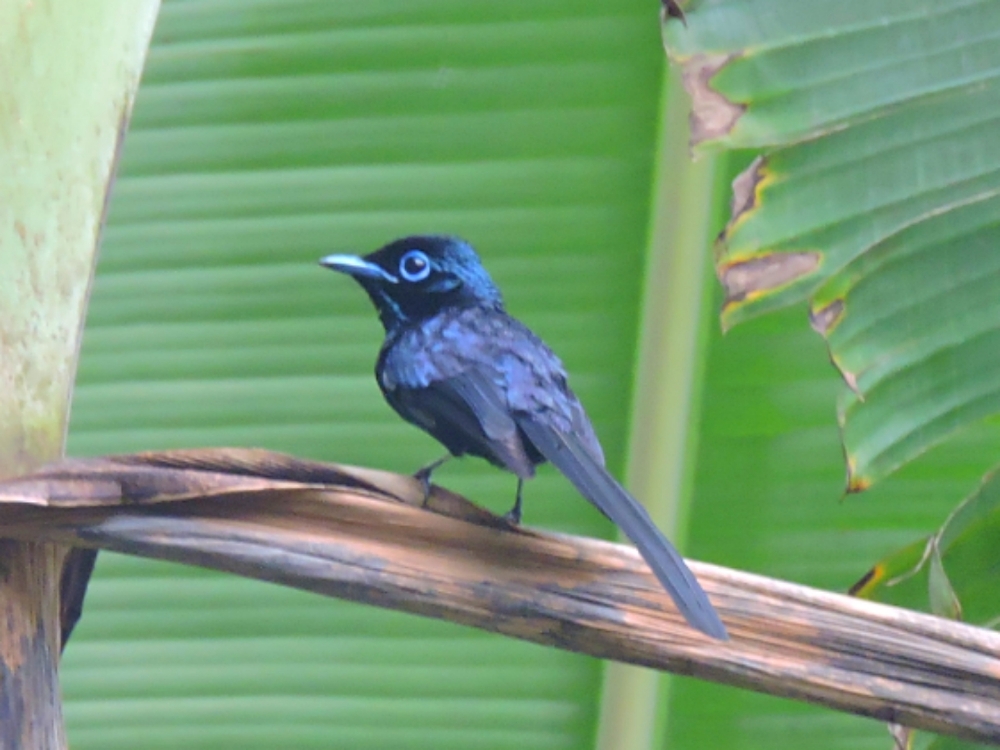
[399,250,432,282]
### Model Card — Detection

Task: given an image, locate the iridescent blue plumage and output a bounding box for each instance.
[320,235,727,640]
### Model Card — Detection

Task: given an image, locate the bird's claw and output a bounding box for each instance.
[503,478,524,525]
[413,454,451,508]
[413,468,434,508]
[502,507,522,525]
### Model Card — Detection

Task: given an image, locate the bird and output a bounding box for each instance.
[320,235,727,640]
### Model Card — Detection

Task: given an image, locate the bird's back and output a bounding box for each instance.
[377,305,605,473]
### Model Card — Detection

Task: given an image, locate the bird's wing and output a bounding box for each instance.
[393,369,536,479]
[515,414,728,640]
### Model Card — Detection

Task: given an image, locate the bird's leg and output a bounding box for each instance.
[413,454,451,507]
[504,478,524,525]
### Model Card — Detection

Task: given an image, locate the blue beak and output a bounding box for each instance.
[319,254,398,284]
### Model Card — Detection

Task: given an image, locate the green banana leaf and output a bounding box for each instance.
[855,466,1000,627]
[662,1,1000,748]
[666,0,1000,489]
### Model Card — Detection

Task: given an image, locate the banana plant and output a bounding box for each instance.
[3,0,996,749]
[664,1,1000,748]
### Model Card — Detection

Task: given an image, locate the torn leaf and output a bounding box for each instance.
[808,299,844,337]
[719,252,821,308]
[676,53,745,147]
[728,156,766,230]
[661,0,687,26]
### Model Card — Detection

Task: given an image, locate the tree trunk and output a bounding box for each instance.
[0,542,68,748]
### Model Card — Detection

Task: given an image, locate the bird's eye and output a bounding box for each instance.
[399,250,431,282]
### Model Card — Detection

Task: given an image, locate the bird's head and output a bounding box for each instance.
[320,235,504,332]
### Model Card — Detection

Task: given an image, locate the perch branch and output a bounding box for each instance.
[1,449,998,744]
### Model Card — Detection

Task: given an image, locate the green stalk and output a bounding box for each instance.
[595,63,720,750]
[0,2,159,746]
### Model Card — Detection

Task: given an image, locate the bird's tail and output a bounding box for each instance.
[517,417,728,640]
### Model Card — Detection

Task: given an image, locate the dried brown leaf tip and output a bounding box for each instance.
[837,365,861,399]
[846,464,871,494]
[716,158,822,314]
[679,53,745,146]
[809,299,844,337]
[729,156,766,229]
[661,0,687,25]
[712,159,762,262]
[848,564,879,597]
[810,299,862,397]
[718,252,821,308]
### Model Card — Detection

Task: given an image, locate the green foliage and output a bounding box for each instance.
[666,0,1000,494]
[857,467,1000,627]
[664,1,1000,747]
[0,0,158,471]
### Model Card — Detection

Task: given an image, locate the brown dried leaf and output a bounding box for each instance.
[677,53,745,146]
[719,252,821,309]
[1,450,999,744]
[661,0,687,26]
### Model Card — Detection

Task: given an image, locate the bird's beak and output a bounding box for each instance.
[319,254,398,284]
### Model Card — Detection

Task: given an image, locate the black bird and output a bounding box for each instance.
[320,235,727,640]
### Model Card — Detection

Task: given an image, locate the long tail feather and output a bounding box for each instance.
[517,418,728,640]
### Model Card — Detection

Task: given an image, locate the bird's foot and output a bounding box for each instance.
[413,454,451,508]
[503,479,525,525]
[414,470,433,508]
